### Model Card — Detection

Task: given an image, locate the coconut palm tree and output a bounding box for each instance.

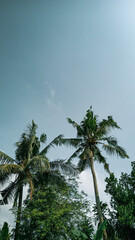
[61,107,129,240]
[0,121,75,240]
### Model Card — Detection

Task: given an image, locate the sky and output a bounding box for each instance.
[1,0,135,228]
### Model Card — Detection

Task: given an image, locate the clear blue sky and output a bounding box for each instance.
[0,0,135,225]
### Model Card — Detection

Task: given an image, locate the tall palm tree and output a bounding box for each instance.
[61,107,129,240]
[0,121,75,240]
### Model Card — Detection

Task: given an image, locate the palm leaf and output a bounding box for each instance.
[0,164,21,187]
[115,145,129,158]
[24,155,50,173]
[77,157,90,172]
[50,160,78,176]
[0,179,18,204]
[94,148,110,174]
[67,118,86,137]
[40,134,63,155]
[67,147,83,163]
[26,120,37,138]
[102,144,117,155]
[96,116,120,137]
[94,220,107,240]
[81,108,98,134]
[102,144,129,158]
[101,136,118,146]
[0,151,15,164]
[58,138,82,148]
[67,118,79,128]
[0,173,10,186]
[27,121,37,160]
[35,170,67,189]
[0,164,23,175]
[40,133,47,144]
[15,121,39,162]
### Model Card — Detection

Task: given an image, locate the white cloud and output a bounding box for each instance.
[45,83,63,111]
[79,168,110,205]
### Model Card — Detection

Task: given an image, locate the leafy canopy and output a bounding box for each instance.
[18,178,94,240]
[105,162,135,239]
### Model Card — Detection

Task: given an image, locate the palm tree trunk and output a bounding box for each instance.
[90,151,108,240]
[14,187,23,240]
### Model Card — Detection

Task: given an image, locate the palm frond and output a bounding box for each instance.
[102,144,129,159]
[0,164,23,187]
[35,170,67,189]
[0,174,10,186]
[15,121,39,162]
[68,118,85,137]
[94,148,110,174]
[101,136,118,146]
[96,116,120,137]
[50,160,78,176]
[15,135,29,162]
[26,120,37,138]
[40,134,63,155]
[77,157,90,172]
[115,145,129,158]
[40,133,47,144]
[67,118,79,128]
[59,138,82,148]
[0,175,27,206]
[67,147,83,163]
[81,107,98,135]
[0,164,23,175]
[0,179,18,204]
[24,155,50,173]
[0,151,15,164]
[79,147,91,159]
[27,121,37,160]
[102,144,116,155]
[94,220,107,240]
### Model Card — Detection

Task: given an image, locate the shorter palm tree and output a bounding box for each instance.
[0,121,76,240]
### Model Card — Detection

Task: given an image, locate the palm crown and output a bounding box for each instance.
[64,107,128,172]
[0,121,50,205]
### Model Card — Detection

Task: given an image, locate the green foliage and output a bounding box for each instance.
[105,162,135,239]
[93,220,107,240]
[0,222,10,240]
[71,229,87,240]
[93,202,117,240]
[18,179,93,240]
